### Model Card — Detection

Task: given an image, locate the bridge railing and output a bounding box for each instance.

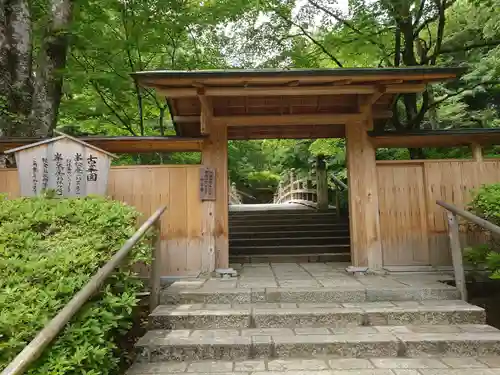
[273,170,318,207]
[229,181,243,204]
[273,163,348,214]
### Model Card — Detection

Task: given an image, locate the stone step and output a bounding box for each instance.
[228,223,349,233]
[229,216,347,225]
[135,324,500,362]
[161,285,460,305]
[149,301,485,330]
[230,244,351,255]
[229,253,351,264]
[230,236,351,247]
[128,356,500,375]
[229,210,338,218]
[230,229,349,239]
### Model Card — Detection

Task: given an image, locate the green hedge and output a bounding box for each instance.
[465,184,500,279]
[0,195,152,374]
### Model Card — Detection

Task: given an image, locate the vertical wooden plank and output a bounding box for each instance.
[0,169,20,198]
[158,167,171,277]
[345,109,382,269]
[167,167,187,274]
[446,211,467,300]
[377,162,429,267]
[186,167,202,274]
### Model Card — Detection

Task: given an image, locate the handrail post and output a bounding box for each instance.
[150,219,162,311]
[335,189,341,218]
[316,155,328,210]
[446,211,467,301]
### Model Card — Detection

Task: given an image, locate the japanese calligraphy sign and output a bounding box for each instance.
[199,167,216,201]
[5,134,116,197]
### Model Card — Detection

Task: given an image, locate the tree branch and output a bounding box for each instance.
[429,80,500,108]
[274,9,343,67]
[394,25,401,66]
[429,0,446,65]
[413,0,427,28]
[413,0,456,38]
[71,52,137,136]
[308,0,390,60]
[411,90,430,128]
[121,4,144,135]
[438,40,500,55]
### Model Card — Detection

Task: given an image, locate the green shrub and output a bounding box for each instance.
[464,184,500,279]
[246,171,280,189]
[468,183,500,226]
[0,195,152,374]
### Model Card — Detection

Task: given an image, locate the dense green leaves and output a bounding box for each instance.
[0,196,151,374]
[464,184,500,279]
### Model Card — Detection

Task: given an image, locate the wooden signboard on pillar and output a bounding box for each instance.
[200,167,216,201]
[4,132,116,197]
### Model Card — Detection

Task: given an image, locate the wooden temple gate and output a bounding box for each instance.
[3,68,500,276]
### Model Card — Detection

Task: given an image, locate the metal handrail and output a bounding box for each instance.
[435,200,500,302]
[2,205,167,375]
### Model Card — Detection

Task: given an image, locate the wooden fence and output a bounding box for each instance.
[376,159,500,268]
[4,159,500,272]
[0,165,208,277]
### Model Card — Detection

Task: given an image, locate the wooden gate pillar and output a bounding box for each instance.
[201,97,229,270]
[345,101,382,270]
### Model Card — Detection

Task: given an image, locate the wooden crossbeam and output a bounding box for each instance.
[172,110,393,125]
[154,83,426,98]
[156,85,377,97]
[385,83,426,93]
[213,113,363,126]
[330,79,353,86]
[373,110,392,119]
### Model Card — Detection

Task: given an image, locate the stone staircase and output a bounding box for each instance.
[229,208,351,263]
[128,263,500,375]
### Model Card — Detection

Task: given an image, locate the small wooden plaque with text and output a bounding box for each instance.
[200,167,216,201]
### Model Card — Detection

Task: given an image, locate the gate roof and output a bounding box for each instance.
[132,67,463,140]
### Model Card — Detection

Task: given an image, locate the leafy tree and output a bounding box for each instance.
[222,0,500,146]
[59,0,259,137]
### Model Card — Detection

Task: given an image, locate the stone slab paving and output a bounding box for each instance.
[127,357,500,374]
[161,263,460,305]
[149,300,484,329]
[135,324,500,361]
[133,263,500,373]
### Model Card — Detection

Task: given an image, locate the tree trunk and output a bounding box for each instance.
[5,0,32,135]
[409,148,425,160]
[31,0,73,136]
[427,85,439,130]
[0,1,10,112]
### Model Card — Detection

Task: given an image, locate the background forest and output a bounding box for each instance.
[1,0,500,195]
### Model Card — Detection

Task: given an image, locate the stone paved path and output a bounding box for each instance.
[129,357,500,374]
[128,263,500,375]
